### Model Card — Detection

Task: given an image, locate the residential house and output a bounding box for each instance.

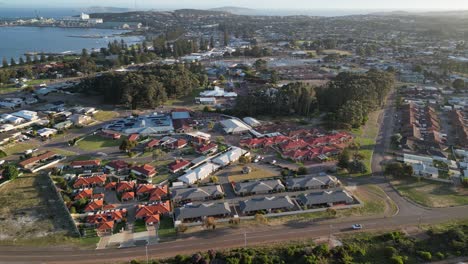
[196,143,218,155]
[168,159,191,173]
[84,199,104,212]
[146,139,160,149]
[73,174,107,189]
[211,146,248,166]
[105,160,129,174]
[171,185,224,204]
[121,191,135,201]
[131,164,157,179]
[285,175,339,191]
[239,196,295,215]
[178,162,220,184]
[174,202,232,222]
[18,151,61,172]
[297,190,354,208]
[135,201,171,220]
[70,159,101,170]
[234,180,285,196]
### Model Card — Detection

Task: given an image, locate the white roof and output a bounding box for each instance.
[11,110,38,121]
[243,117,261,127]
[178,162,220,184]
[220,119,250,134]
[412,163,438,177]
[186,131,211,140]
[212,146,248,166]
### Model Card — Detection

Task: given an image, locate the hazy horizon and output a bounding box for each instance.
[2,0,468,11]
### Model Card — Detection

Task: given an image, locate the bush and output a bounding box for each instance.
[176,224,188,233]
[417,251,432,261]
[435,252,445,260]
[383,246,397,258]
[70,206,77,214]
[390,255,404,264]
[297,166,308,175]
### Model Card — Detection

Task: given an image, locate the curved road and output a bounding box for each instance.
[1,91,468,263]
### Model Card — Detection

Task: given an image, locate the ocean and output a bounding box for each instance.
[0,26,143,62]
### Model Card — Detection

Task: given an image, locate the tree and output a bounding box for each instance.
[297,166,308,175]
[10,58,16,67]
[3,165,19,180]
[326,208,337,218]
[223,29,229,46]
[2,57,8,68]
[204,217,216,229]
[391,133,402,147]
[239,156,251,164]
[210,176,219,184]
[19,57,25,65]
[40,53,47,63]
[452,79,465,91]
[120,139,136,152]
[338,148,351,169]
[254,213,267,224]
[253,59,268,72]
[25,54,32,64]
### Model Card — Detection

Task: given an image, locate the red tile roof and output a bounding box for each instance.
[128,134,139,142]
[168,159,191,173]
[136,184,156,195]
[135,201,171,218]
[131,164,157,178]
[106,160,129,171]
[104,182,117,190]
[172,138,188,149]
[196,143,217,154]
[147,139,160,148]
[84,199,104,212]
[19,151,57,167]
[116,181,135,193]
[74,189,93,200]
[70,159,101,168]
[121,191,135,200]
[280,139,308,151]
[149,186,168,201]
[86,209,127,224]
[73,174,107,189]
[96,221,114,232]
[145,214,160,225]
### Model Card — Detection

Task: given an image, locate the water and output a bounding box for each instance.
[0,8,81,19]
[0,26,144,61]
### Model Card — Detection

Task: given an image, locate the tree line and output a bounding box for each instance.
[76,64,207,109]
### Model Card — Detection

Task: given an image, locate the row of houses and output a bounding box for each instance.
[450,110,468,148]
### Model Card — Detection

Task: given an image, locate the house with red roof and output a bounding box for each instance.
[136,184,156,196]
[70,159,101,169]
[131,164,157,179]
[169,138,188,149]
[145,214,160,226]
[18,151,59,170]
[240,138,265,149]
[105,160,129,175]
[101,130,121,140]
[86,209,127,225]
[74,189,94,201]
[96,221,114,236]
[128,134,139,142]
[146,139,160,149]
[116,181,136,193]
[196,143,218,155]
[73,174,107,189]
[168,159,191,173]
[135,201,171,219]
[280,139,308,152]
[104,182,117,190]
[149,186,168,202]
[84,199,104,212]
[121,191,135,201]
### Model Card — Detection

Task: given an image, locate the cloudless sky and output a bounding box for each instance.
[2,0,468,10]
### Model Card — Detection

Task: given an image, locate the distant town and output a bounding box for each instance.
[0,6,467,264]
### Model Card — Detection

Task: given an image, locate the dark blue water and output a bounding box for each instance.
[0,26,143,62]
[0,8,80,19]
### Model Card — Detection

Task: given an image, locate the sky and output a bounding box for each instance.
[2,0,468,10]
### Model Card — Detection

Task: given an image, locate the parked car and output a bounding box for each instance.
[352,224,363,230]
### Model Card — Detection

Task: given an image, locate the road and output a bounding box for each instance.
[0,89,467,263]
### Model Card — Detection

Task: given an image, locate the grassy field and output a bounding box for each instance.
[225,164,279,182]
[348,109,381,177]
[2,142,39,156]
[93,111,119,122]
[391,177,468,208]
[158,216,176,240]
[76,135,122,151]
[50,148,78,157]
[0,173,79,246]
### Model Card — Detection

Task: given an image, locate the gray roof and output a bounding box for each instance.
[239,196,294,213]
[285,175,338,189]
[235,179,285,194]
[174,202,231,220]
[298,190,354,206]
[172,185,224,201]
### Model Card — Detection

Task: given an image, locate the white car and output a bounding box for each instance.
[271,160,277,165]
[0,160,5,166]
[352,224,363,230]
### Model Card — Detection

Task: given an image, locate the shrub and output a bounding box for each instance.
[390,255,404,264]
[176,224,188,233]
[435,252,445,260]
[417,251,432,261]
[297,166,308,175]
[384,246,397,258]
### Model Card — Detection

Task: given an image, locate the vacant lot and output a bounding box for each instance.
[0,173,77,246]
[3,142,39,156]
[392,178,468,208]
[224,164,279,182]
[93,111,119,122]
[76,135,122,151]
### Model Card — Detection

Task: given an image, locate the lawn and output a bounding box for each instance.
[158,216,176,240]
[93,111,119,122]
[225,164,279,182]
[50,148,78,157]
[134,219,147,233]
[2,142,39,156]
[0,173,79,246]
[76,135,122,151]
[391,177,468,208]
